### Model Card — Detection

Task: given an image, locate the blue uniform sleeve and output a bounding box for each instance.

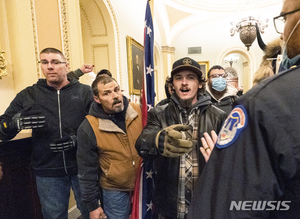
[188,100,297,218]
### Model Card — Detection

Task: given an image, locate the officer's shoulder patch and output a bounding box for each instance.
[216,105,248,149]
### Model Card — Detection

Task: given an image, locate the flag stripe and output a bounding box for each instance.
[132,1,155,219]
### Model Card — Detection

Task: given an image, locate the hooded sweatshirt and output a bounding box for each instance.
[206,83,238,115]
[0,78,93,176]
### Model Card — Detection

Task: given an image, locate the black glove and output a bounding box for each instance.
[2,107,46,132]
[50,135,77,152]
[155,124,193,157]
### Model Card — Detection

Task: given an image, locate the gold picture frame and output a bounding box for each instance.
[126,36,144,95]
[198,61,209,78]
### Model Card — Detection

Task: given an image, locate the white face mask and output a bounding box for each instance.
[281,18,300,70]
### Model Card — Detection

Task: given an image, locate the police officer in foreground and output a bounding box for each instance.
[188,0,300,218]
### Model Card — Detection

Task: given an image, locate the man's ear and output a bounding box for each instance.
[198,84,203,89]
[65,62,69,72]
[94,95,101,104]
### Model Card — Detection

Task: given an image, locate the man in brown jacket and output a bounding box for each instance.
[77,75,142,219]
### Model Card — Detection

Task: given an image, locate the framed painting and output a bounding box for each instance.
[198,61,209,78]
[126,36,144,95]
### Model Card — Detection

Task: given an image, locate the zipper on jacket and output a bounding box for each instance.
[57,90,63,138]
[57,90,68,174]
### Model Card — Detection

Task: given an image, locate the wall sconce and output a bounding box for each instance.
[0,50,8,79]
[230,16,268,51]
[224,56,238,67]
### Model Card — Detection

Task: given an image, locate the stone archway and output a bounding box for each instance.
[217,46,256,92]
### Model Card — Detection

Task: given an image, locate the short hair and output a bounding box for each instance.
[96,69,112,77]
[40,47,66,61]
[207,65,225,78]
[92,75,118,96]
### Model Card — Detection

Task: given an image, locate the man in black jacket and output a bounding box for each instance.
[188,1,300,218]
[135,57,227,219]
[0,48,93,219]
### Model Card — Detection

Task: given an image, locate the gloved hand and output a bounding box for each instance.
[155,124,193,157]
[50,135,77,152]
[2,107,46,132]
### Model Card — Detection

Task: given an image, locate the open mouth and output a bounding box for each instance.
[113,100,122,105]
[180,88,190,93]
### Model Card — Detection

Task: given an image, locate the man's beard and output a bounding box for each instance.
[112,99,124,113]
[173,92,194,109]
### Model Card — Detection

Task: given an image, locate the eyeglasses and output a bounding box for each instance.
[273,8,300,34]
[38,60,67,65]
[209,73,228,78]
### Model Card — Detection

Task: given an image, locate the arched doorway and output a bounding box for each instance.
[224,66,239,88]
[217,47,256,92]
[79,0,120,85]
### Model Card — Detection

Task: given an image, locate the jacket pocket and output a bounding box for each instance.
[103,158,138,189]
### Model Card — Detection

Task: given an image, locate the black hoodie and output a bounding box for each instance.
[0,78,93,177]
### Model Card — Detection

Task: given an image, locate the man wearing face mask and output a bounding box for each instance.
[206,65,239,115]
[187,1,300,218]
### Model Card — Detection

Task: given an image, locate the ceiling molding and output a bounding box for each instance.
[162,0,282,13]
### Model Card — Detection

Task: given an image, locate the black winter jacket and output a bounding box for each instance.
[135,94,227,217]
[188,65,300,219]
[0,78,93,177]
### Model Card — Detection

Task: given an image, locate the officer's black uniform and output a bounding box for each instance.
[188,66,300,219]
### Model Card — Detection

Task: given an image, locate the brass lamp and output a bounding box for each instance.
[230,16,268,51]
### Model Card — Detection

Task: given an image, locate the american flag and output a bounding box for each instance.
[132,1,155,219]
[142,1,155,126]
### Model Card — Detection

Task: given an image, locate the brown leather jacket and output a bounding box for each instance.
[86,105,142,190]
[77,98,142,212]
